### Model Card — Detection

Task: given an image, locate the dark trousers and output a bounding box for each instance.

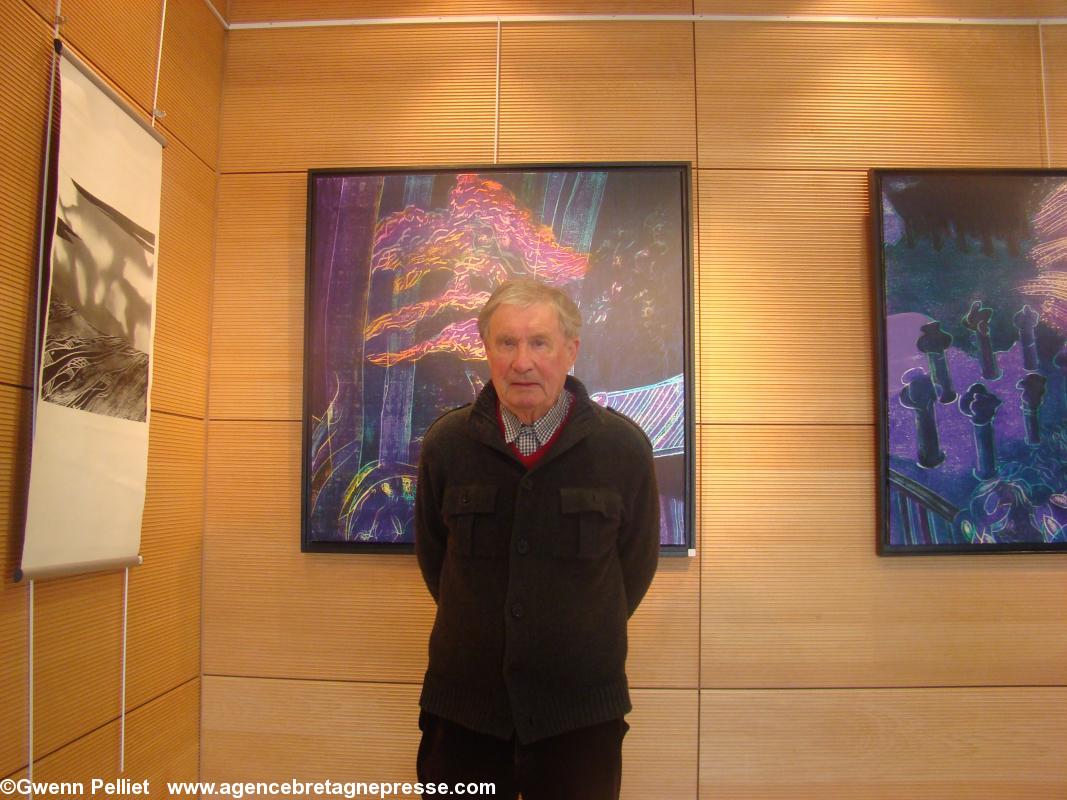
[417,712,627,800]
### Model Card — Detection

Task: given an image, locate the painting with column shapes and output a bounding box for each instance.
[872,170,1067,554]
[302,165,694,553]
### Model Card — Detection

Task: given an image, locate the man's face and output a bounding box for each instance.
[485,302,579,425]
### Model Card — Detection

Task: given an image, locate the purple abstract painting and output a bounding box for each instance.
[302,166,693,552]
[874,171,1067,553]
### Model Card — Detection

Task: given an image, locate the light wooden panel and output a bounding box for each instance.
[202,676,422,785]
[6,679,199,788]
[54,0,162,117]
[127,411,203,710]
[203,420,434,681]
[623,689,698,800]
[697,169,872,424]
[0,0,51,388]
[700,424,1067,688]
[202,677,695,800]
[700,687,1067,800]
[696,23,1045,169]
[210,173,304,420]
[229,0,692,22]
[1042,24,1067,168]
[629,554,699,688]
[499,22,696,163]
[30,569,124,766]
[697,1,1067,15]
[219,24,497,172]
[0,385,30,775]
[157,0,225,169]
[153,136,216,418]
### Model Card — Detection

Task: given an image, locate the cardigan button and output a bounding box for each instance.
[511,602,524,619]
[516,539,529,555]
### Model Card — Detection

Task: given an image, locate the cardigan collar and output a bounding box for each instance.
[468,375,598,469]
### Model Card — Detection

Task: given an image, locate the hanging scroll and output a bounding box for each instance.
[19,46,164,580]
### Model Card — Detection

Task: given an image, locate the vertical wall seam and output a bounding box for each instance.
[494,19,501,164]
[200,10,230,782]
[1039,23,1052,166]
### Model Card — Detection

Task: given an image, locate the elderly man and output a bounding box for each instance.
[414,278,660,800]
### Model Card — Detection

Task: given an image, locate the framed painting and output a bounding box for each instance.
[302,164,694,554]
[872,169,1067,554]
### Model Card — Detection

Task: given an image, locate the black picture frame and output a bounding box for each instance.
[301,163,695,555]
[871,168,1067,555]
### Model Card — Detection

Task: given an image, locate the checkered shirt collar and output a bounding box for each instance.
[500,389,574,456]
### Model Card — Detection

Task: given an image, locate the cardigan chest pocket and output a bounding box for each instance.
[442,485,500,558]
[559,488,622,558]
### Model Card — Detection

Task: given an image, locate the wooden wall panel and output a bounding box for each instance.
[154,138,216,418]
[203,420,434,681]
[623,689,698,800]
[0,386,30,775]
[629,556,699,688]
[0,0,50,388]
[127,412,203,710]
[498,22,696,163]
[5,679,199,788]
[210,173,304,420]
[700,424,1067,688]
[696,0,1067,15]
[700,687,1067,800]
[696,23,1045,169]
[54,0,162,116]
[202,676,421,785]
[30,569,124,765]
[219,25,497,173]
[229,1,693,22]
[202,678,695,800]
[157,0,225,168]
[1042,24,1067,167]
[697,169,872,424]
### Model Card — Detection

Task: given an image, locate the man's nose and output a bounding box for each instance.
[513,343,534,371]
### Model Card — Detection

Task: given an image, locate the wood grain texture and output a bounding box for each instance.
[696,169,873,424]
[127,411,203,710]
[219,24,497,173]
[153,137,216,418]
[498,22,696,163]
[157,0,225,168]
[700,687,1067,800]
[1042,24,1067,168]
[0,385,31,775]
[203,418,697,687]
[228,0,692,23]
[0,0,51,388]
[696,22,1046,169]
[696,0,1067,15]
[202,676,695,800]
[700,424,1067,689]
[210,173,305,420]
[202,676,422,786]
[53,0,163,117]
[203,420,435,682]
[5,679,199,788]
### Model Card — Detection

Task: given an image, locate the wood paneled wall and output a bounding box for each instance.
[204,6,1067,800]
[0,0,222,784]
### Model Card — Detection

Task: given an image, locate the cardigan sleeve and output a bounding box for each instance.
[414,435,448,604]
[618,436,660,617]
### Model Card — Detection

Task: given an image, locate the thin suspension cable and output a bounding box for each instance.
[151,0,168,127]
